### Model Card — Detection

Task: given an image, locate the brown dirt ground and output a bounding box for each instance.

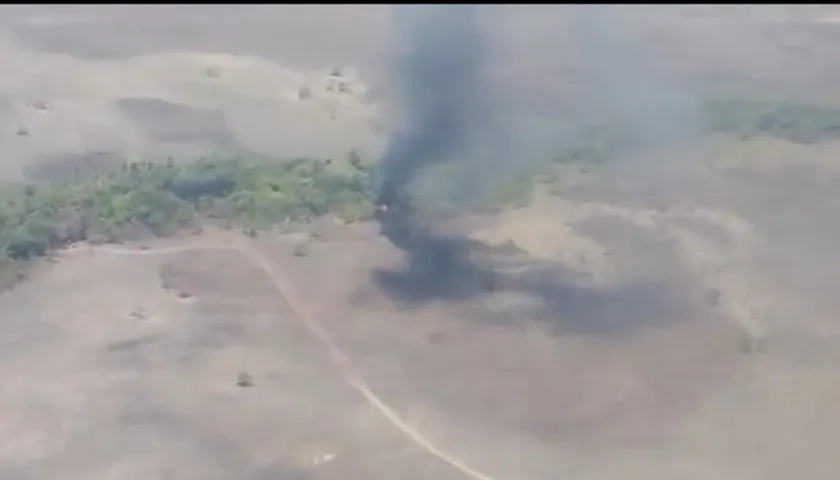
[3,6,840,480]
[5,159,840,478]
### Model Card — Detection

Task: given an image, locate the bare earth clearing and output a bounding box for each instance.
[2,6,840,480]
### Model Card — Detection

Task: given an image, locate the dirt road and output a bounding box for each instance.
[63,237,499,480]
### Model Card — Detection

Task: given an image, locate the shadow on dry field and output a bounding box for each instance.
[370,229,690,337]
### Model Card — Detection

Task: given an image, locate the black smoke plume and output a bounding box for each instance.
[369,6,703,338]
[375,4,486,210]
[370,4,505,306]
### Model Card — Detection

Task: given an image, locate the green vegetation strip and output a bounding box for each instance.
[2,98,840,281]
[0,154,376,265]
[704,98,840,144]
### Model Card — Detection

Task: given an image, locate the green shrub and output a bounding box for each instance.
[0,154,380,263]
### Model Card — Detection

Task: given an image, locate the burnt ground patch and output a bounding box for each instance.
[370,212,707,338]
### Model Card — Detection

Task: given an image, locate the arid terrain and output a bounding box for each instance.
[2,5,840,480]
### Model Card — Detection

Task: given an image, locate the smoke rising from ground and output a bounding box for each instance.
[374,5,708,210]
[571,6,705,182]
[370,5,722,322]
[375,4,493,208]
[575,7,699,141]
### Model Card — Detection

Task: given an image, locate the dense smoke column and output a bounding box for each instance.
[375,4,486,211]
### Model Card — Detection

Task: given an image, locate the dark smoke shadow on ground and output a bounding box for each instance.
[371,213,694,338]
[489,266,697,337]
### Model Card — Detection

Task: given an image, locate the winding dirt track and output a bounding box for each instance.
[60,237,499,480]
